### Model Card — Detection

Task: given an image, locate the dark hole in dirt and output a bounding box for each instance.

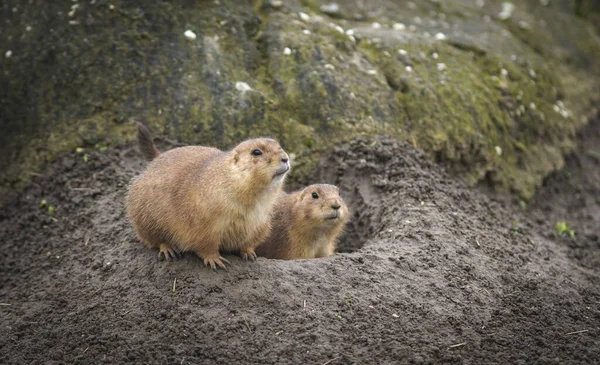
[333,187,380,253]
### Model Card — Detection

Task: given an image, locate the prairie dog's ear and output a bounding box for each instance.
[296,190,306,202]
[232,149,239,163]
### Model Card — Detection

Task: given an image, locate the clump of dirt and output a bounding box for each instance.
[1,121,599,364]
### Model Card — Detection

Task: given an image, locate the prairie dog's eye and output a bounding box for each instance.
[311,192,319,199]
[251,149,262,156]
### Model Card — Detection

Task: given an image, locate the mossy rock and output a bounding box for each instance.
[1,0,599,200]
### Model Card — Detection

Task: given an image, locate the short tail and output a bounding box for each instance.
[136,122,160,161]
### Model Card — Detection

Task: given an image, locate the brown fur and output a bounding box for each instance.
[256,184,349,260]
[136,122,160,161]
[125,124,290,269]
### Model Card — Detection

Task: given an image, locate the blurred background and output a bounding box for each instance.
[1,0,599,199]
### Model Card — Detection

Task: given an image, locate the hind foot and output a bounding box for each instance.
[158,244,181,261]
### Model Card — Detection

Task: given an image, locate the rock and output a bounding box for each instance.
[0,0,599,200]
[320,3,340,17]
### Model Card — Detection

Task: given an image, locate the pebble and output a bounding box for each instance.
[283,47,292,55]
[529,69,537,79]
[346,29,355,36]
[498,2,515,20]
[437,63,446,71]
[302,29,311,35]
[432,52,439,59]
[235,82,252,92]
[68,4,79,17]
[334,25,344,34]
[371,22,382,29]
[320,3,340,15]
[184,30,197,41]
[393,23,406,30]
[495,146,503,156]
[5,50,13,58]
[435,32,447,40]
[367,69,377,75]
[324,64,335,70]
[398,49,407,56]
[405,66,413,72]
[299,12,310,22]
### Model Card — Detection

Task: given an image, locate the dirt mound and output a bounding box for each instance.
[1,123,599,364]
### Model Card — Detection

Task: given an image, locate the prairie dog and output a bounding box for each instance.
[256,184,349,260]
[126,123,290,269]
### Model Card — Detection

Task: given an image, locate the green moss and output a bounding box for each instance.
[1,0,599,200]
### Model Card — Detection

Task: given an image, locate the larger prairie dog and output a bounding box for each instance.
[256,184,349,259]
[126,123,290,270]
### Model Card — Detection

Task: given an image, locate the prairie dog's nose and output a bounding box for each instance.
[280,152,289,164]
[331,202,341,210]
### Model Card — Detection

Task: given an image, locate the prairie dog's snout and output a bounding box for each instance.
[274,151,290,178]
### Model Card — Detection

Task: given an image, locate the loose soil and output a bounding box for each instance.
[1,119,599,364]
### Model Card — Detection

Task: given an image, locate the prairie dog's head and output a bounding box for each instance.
[231,138,290,188]
[294,184,349,231]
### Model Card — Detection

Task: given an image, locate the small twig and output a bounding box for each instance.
[475,238,481,247]
[0,303,11,306]
[83,347,89,354]
[84,234,90,246]
[71,187,93,191]
[243,316,252,332]
[180,357,185,364]
[448,342,467,349]
[275,331,283,335]
[566,329,589,335]
[303,300,306,308]
[320,356,342,365]
[172,278,177,293]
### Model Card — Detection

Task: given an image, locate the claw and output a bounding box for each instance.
[203,256,230,271]
[240,249,257,262]
[158,244,180,262]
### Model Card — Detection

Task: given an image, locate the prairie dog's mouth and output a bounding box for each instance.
[325,211,341,220]
[273,163,290,178]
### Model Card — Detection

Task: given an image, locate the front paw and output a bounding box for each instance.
[240,249,257,261]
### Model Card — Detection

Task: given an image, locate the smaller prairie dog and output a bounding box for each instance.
[256,184,349,259]
[126,123,290,270]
